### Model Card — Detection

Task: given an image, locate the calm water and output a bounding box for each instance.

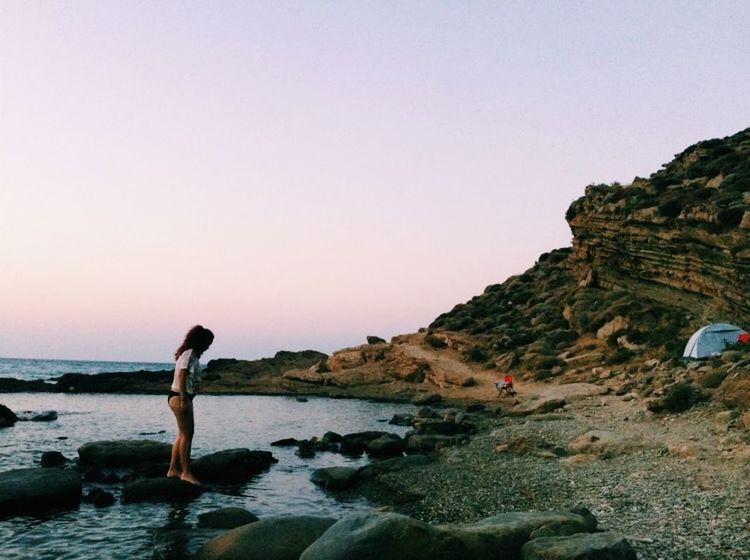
[0,360,415,559]
[0,356,173,382]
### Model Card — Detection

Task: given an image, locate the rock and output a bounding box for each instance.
[568,430,646,457]
[322,431,343,443]
[494,352,518,371]
[340,431,391,456]
[389,413,415,426]
[0,468,82,516]
[357,454,431,479]
[597,316,629,340]
[367,336,387,345]
[714,410,739,433]
[194,515,336,560]
[121,477,207,503]
[198,507,259,529]
[300,510,595,560]
[740,411,750,431]
[40,451,69,468]
[82,487,115,507]
[282,368,325,384]
[78,440,173,467]
[521,531,637,559]
[270,438,299,447]
[406,434,463,452]
[416,407,439,419]
[16,410,58,422]
[509,396,566,416]
[366,435,406,458]
[0,404,18,428]
[192,449,277,483]
[310,466,359,490]
[414,420,472,436]
[412,393,442,405]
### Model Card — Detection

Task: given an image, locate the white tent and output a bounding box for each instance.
[683,323,747,359]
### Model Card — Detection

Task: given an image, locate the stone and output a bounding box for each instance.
[78,440,173,467]
[310,466,359,490]
[389,413,415,426]
[300,510,596,560]
[357,454,431,480]
[282,368,324,384]
[521,531,637,559]
[406,434,463,452]
[509,396,566,416]
[40,451,69,468]
[198,507,259,529]
[568,430,646,457]
[121,477,207,503]
[82,487,115,507]
[714,410,739,433]
[0,467,82,516]
[366,435,406,458]
[0,404,18,428]
[191,449,277,483]
[597,316,629,340]
[194,515,336,560]
[367,336,387,345]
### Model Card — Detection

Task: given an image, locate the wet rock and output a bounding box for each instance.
[0,467,82,517]
[78,440,172,467]
[357,454,431,480]
[17,410,58,422]
[192,449,277,483]
[389,413,415,426]
[198,507,259,529]
[270,438,299,447]
[322,431,343,443]
[310,466,359,490]
[0,404,18,428]
[82,487,115,507]
[121,477,207,503]
[194,515,336,560]
[366,434,406,458]
[340,431,391,457]
[40,451,69,468]
[521,531,637,559]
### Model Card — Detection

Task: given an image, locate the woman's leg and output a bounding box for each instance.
[167,396,183,477]
[178,402,199,484]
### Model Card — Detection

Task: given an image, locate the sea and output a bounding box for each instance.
[0,357,415,559]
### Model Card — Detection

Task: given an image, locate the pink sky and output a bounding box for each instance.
[1,2,749,362]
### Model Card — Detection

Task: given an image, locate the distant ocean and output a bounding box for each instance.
[0,356,173,382]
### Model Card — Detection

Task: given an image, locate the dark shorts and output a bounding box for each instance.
[168,390,195,403]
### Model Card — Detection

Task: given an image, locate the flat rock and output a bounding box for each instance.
[310,466,359,490]
[568,430,647,457]
[121,477,207,503]
[509,396,566,416]
[78,440,172,467]
[521,531,637,559]
[194,515,336,560]
[198,507,259,529]
[357,454,431,479]
[0,467,82,517]
[191,449,277,483]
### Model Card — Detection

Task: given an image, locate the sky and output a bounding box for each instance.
[1,2,749,363]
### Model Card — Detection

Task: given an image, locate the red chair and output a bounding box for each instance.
[496,375,516,397]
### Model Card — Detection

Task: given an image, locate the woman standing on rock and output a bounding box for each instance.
[166,325,214,484]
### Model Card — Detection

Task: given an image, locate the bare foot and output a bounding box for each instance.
[179,473,201,485]
[166,468,180,479]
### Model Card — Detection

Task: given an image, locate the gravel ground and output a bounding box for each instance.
[364,394,750,560]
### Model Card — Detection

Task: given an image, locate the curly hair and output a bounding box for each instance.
[175,325,214,360]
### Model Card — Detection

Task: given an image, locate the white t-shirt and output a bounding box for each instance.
[171,349,201,394]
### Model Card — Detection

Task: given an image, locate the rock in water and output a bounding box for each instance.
[40,451,69,468]
[121,477,206,503]
[197,507,259,529]
[191,449,277,483]
[194,516,336,560]
[0,468,82,517]
[310,466,359,490]
[78,440,172,467]
[0,404,18,428]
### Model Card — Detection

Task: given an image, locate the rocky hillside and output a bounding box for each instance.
[427,127,750,400]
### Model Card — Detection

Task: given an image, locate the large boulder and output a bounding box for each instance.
[78,440,172,467]
[299,510,596,560]
[521,531,637,559]
[0,404,18,428]
[366,434,406,458]
[121,477,207,503]
[0,468,82,516]
[194,515,336,560]
[191,449,277,483]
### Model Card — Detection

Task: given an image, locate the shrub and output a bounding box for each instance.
[465,346,488,363]
[699,370,728,389]
[606,348,635,365]
[716,206,745,229]
[425,334,447,349]
[652,382,705,413]
[658,198,683,218]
